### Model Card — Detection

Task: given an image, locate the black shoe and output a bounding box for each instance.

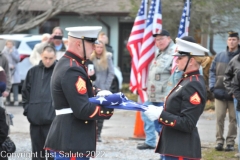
[215,143,223,151]
[137,143,155,150]
[137,142,145,146]
[225,145,234,151]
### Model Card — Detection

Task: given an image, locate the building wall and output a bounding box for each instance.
[209,34,227,55]
[28,15,120,67]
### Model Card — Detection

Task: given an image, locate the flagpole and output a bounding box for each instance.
[184,0,190,36]
[127,0,148,139]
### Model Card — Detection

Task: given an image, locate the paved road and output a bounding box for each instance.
[5,105,234,160]
[7,106,229,143]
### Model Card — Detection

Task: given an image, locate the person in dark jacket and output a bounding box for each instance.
[0,67,7,160]
[44,26,114,160]
[145,38,208,160]
[22,44,57,160]
[209,31,239,151]
[0,107,9,160]
[224,50,240,157]
[230,70,240,158]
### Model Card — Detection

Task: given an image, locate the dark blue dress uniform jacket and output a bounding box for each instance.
[156,70,207,159]
[44,51,113,154]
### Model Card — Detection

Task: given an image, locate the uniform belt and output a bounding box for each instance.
[55,108,73,115]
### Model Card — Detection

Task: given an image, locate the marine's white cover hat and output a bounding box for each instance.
[173,38,209,56]
[65,26,102,43]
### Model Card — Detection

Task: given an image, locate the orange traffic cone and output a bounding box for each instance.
[133,111,145,139]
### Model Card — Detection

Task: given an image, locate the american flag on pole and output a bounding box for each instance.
[153,0,162,35]
[137,0,162,102]
[127,0,148,94]
[172,0,191,71]
[177,0,191,38]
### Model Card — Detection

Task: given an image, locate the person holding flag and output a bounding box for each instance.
[137,29,175,151]
[145,37,209,160]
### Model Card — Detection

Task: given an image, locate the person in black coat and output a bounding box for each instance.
[0,66,8,160]
[224,63,240,157]
[44,26,114,160]
[145,37,209,160]
[22,45,56,160]
[0,66,9,160]
[0,107,9,160]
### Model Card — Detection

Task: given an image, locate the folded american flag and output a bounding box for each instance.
[89,92,147,111]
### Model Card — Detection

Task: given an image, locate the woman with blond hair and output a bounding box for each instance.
[145,37,209,160]
[90,40,114,142]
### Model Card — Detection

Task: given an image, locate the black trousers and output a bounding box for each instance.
[30,124,53,160]
[97,119,104,136]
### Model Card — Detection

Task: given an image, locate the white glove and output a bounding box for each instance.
[96,90,113,97]
[144,105,163,121]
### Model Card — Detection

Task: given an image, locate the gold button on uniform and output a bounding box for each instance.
[107,111,109,114]
[85,121,88,124]
[72,59,75,61]
[170,122,173,126]
[101,111,103,113]
[160,118,162,121]
[165,120,168,123]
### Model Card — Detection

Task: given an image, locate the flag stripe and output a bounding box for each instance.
[127,0,148,94]
[138,0,162,102]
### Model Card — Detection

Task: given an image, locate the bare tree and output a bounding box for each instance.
[0,0,104,33]
[128,0,240,55]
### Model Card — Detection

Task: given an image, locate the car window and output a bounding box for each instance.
[26,41,41,50]
[0,40,6,51]
[13,41,21,49]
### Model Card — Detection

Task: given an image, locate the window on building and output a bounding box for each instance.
[39,19,59,34]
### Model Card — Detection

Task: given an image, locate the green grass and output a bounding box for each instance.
[202,147,237,160]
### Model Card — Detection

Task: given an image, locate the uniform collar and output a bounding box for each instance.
[65,51,85,65]
[182,70,200,78]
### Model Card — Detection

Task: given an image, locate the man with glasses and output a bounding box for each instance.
[137,29,175,155]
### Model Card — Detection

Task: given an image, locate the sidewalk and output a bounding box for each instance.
[6,106,232,160]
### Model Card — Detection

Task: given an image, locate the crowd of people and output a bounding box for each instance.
[0,26,240,160]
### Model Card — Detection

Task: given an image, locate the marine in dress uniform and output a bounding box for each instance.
[145,37,209,160]
[44,26,114,160]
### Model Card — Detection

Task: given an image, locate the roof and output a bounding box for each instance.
[0,34,42,40]
[18,0,137,14]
